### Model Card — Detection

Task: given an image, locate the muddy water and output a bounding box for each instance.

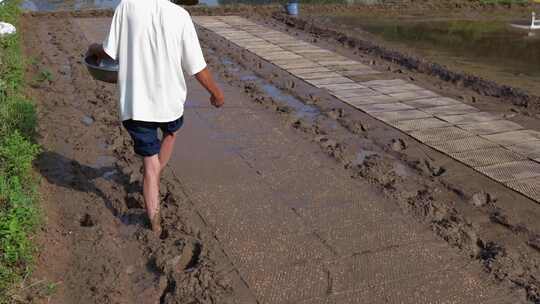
[20,0,214,11]
[232,58,321,121]
[321,14,540,96]
[21,0,379,11]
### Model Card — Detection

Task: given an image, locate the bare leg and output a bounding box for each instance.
[143,155,162,235]
[142,132,177,235]
[159,132,177,172]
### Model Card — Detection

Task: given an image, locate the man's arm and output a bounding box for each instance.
[194,67,224,108]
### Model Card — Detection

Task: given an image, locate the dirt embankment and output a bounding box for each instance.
[195,16,540,302]
[20,15,238,304]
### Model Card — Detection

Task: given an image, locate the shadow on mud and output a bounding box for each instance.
[35,150,147,226]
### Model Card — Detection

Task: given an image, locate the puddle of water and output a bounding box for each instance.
[393,162,412,178]
[261,84,320,120]
[102,170,116,180]
[239,75,259,81]
[222,56,320,121]
[320,15,540,96]
[221,58,240,72]
[355,149,378,165]
[82,115,94,126]
[21,0,118,11]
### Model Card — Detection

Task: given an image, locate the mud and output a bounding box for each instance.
[19,5,540,303]
[195,17,540,302]
[20,15,240,304]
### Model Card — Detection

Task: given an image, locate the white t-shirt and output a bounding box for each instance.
[103,0,207,122]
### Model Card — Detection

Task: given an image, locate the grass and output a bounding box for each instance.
[31,69,53,87]
[479,0,530,4]
[0,0,41,302]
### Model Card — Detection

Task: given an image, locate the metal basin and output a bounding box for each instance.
[84,55,118,84]
[172,0,199,5]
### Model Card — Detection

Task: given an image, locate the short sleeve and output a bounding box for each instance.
[103,3,124,60]
[181,16,207,76]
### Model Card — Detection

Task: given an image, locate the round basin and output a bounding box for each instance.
[84,55,118,84]
[173,0,199,5]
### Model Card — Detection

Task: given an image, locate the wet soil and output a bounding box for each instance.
[17,4,540,303]
[20,15,241,304]
[194,14,540,302]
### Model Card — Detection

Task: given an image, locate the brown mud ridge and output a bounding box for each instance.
[195,17,540,303]
[20,15,240,304]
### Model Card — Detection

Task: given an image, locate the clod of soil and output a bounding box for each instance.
[529,236,540,252]
[469,191,495,207]
[79,213,95,227]
[390,138,407,152]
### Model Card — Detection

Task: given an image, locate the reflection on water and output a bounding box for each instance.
[325,15,540,95]
[21,0,379,11]
[22,0,118,10]
[21,0,215,10]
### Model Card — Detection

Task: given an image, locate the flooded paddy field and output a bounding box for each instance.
[306,10,540,96]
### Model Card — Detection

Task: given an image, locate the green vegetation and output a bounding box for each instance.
[0,0,41,302]
[479,0,529,4]
[32,69,54,87]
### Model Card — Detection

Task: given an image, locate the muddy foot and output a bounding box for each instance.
[151,216,162,237]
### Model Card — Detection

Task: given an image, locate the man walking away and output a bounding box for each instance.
[87,0,224,235]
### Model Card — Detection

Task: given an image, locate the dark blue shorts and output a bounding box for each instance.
[122,117,184,157]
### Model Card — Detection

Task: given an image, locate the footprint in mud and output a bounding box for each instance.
[289,80,296,89]
[119,209,147,226]
[306,93,319,105]
[125,192,144,209]
[478,240,505,262]
[80,213,95,227]
[276,105,292,113]
[423,159,446,177]
[469,191,496,207]
[326,108,345,120]
[354,149,379,166]
[160,229,170,241]
[315,135,338,149]
[154,240,202,274]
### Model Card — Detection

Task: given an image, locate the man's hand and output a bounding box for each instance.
[86,43,108,60]
[210,91,224,108]
[195,67,225,108]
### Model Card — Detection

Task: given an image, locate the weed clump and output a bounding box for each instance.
[0,0,40,302]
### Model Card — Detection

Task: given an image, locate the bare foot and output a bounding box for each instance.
[150,216,162,237]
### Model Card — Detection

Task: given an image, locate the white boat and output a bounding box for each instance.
[510,12,540,30]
